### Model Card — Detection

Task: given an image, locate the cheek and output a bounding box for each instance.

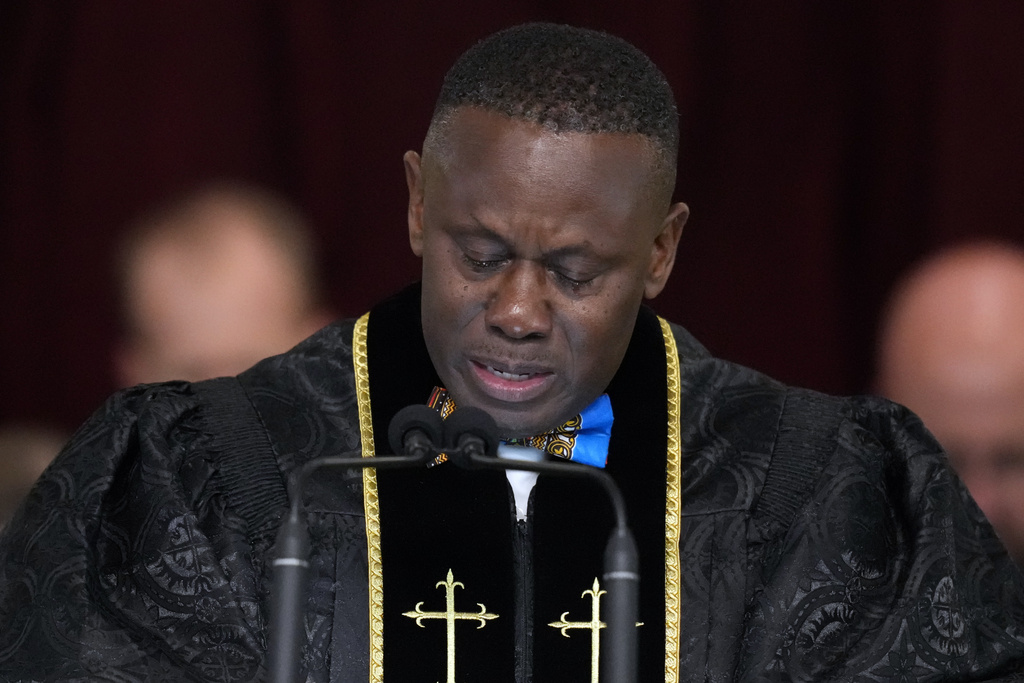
[565,298,636,375]
[421,248,479,333]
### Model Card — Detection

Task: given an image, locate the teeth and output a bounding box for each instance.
[488,365,530,381]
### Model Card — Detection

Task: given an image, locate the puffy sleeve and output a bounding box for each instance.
[0,380,275,682]
[740,391,1024,681]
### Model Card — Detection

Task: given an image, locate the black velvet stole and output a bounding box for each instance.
[367,284,669,682]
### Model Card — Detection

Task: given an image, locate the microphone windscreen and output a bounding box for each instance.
[387,404,444,456]
[443,406,500,457]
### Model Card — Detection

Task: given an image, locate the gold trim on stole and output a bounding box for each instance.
[659,316,683,683]
[354,310,682,682]
[353,312,385,682]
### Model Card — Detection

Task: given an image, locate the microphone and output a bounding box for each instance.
[388,404,447,461]
[265,405,444,683]
[443,407,640,683]
[439,404,500,466]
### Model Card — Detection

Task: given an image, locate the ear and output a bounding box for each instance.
[404,150,425,257]
[643,202,689,299]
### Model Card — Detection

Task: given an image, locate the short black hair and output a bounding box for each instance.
[425,23,679,196]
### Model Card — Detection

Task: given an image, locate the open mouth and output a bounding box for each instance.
[469,360,554,402]
[485,365,533,381]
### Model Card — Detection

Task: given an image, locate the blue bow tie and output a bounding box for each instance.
[426,388,614,468]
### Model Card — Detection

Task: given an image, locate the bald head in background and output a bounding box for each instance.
[877,241,1024,563]
[115,184,333,386]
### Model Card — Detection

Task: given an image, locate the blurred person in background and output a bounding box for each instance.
[877,240,1024,565]
[114,182,334,385]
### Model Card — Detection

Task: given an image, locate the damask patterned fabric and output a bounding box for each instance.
[1,287,1023,681]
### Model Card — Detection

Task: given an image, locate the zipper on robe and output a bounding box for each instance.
[512,494,535,682]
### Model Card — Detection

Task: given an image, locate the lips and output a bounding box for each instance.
[468,359,554,403]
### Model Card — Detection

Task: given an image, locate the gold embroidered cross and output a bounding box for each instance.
[548,578,606,683]
[402,569,498,683]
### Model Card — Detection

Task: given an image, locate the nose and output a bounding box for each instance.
[484,262,552,339]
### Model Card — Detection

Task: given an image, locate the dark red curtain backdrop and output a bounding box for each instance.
[2,2,1023,431]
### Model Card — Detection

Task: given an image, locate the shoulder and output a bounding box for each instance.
[15,381,206,518]
[241,317,358,392]
[0,376,265,550]
[237,318,363,471]
[665,318,948,519]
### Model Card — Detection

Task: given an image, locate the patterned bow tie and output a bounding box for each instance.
[426,387,614,468]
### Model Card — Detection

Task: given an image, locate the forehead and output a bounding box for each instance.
[425,108,661,212]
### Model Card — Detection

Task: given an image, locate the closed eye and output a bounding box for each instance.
[550,269,596,291]
[462,252,508,272]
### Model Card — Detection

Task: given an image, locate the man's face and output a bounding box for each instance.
[116,220,328,386]
[405,108,687,438]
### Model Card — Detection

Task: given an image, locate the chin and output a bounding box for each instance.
[490,416,543,441]
[464,403,539,440]
[446,379,576,439]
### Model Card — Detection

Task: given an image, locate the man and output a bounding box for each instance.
[114,182,333,385]
[2,23,1023,682]
[877,241,1024,566]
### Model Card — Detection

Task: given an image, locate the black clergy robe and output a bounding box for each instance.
[2,283,1024,682]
